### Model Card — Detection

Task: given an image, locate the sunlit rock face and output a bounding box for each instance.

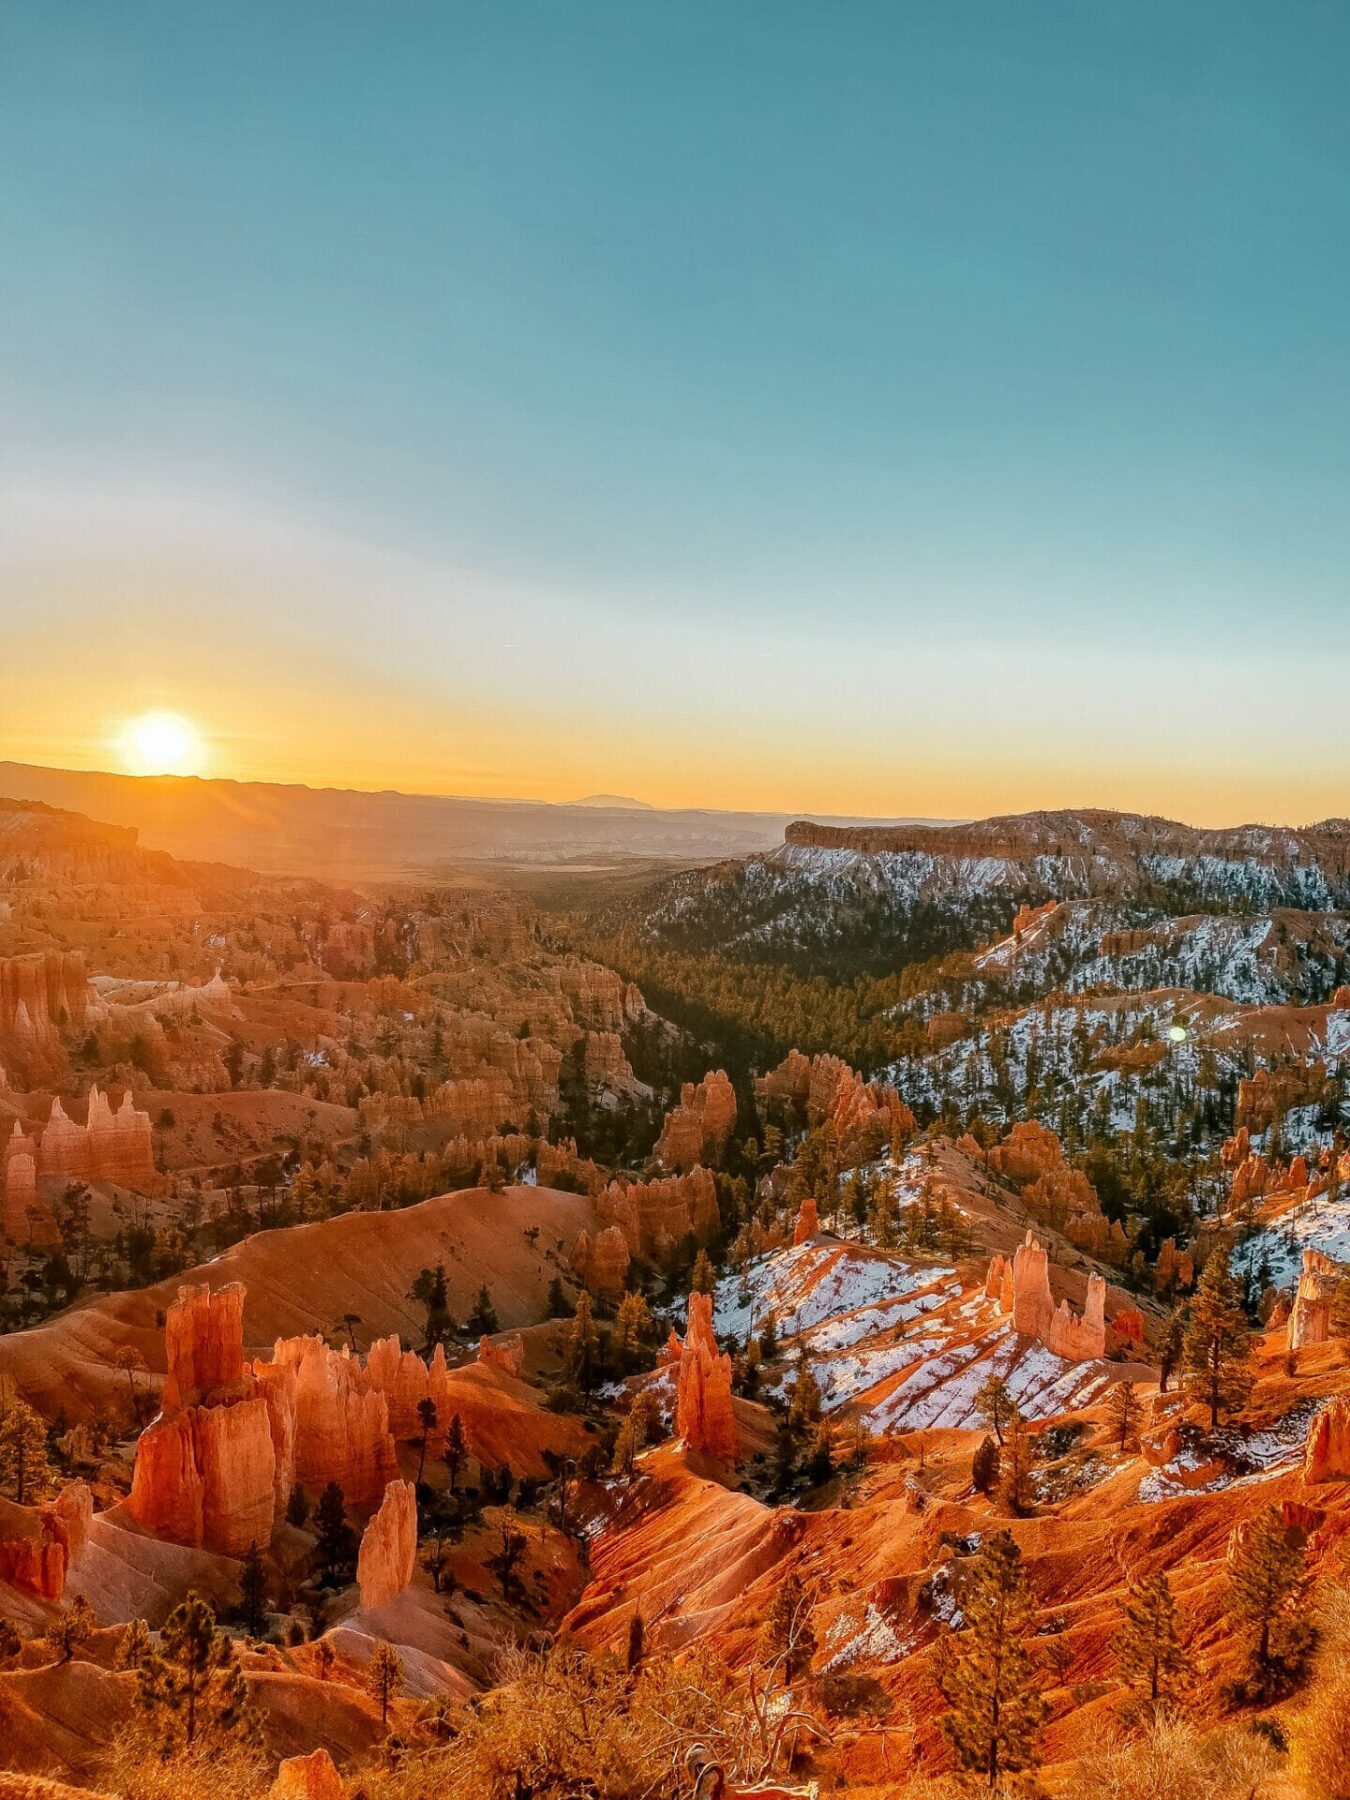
[656,1069,737,1170]
[1305,1396,1350,1485]
[676,1291,740,1465]
[356,1478,418,1609]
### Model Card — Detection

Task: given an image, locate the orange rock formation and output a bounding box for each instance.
[655,1070,737,1170]
[675,1292,739,1464]
[986,1232,1106,1361]
[756,1051,915,1151]
[574,1167,721,1280]
[793,1197,820,1245]
[356,1478,418,1609]
[128,1283,422,1554]
[0,952,90,1043]
[1288,1248,1340,1350]
[269,1748,346,1800]
[32,1089,155,1188]
[1304,1396,1350,1485]
[0,1482,92,1601]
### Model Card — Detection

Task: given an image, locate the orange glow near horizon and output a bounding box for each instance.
[117,711,209,778]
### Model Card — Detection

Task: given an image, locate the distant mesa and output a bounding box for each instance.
[572,792,655,810]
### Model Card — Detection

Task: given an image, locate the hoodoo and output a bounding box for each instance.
[356,1478,418,1608]
[676,1291,740,1464]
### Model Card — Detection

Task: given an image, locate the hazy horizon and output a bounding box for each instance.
[4,5,1350,825]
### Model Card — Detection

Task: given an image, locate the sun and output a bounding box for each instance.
[119,711,207,777]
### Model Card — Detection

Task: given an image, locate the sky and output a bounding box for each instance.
[2,2,1348,823]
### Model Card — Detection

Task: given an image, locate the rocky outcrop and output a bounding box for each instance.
[270,1748,346,1800]
[1304,1397,1350,1485]
[793,1197,820,1245]
[656,1070,738,1171]
[676,1292,739,1464]
[163,1283,247,1408]
[1,1121,47,1243]
[987,1232,1106,1361]
[356,1478,418,1609]
[1288,1249,1340,1350]
[128,1396,278,1555]
[588,1167,720,1267]
[272,1336,400,1510]
[570,1223,632,1296]
[128,1286,424,1558]
[32,1089,155,1189]
[1011,899,1058,937]
[1237,1066,1330,1134]
[478,1333,526,1379]
[0,952,90,1043]
[988,1122,1119,1259]
[364,1334,453,1443]
[756,1051,915,1153]
[0,1481,92,1601]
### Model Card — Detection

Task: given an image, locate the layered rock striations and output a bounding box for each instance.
[0,951,91,1043]
[0,1480,92,1601]
[572,1168,720,1286]
[33,1088,155,1188]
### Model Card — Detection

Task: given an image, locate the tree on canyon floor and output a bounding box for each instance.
[1182,1249,1253,1428]
[935,1531,1047,1791]
[1115,1568,1190,1706]
[137,1591,258,1751]
[1225,1503,1313,1703]
[0,1393,51,1503]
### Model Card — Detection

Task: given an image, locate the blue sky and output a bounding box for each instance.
[2,3,1348,818]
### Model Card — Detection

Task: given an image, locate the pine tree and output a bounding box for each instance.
[761,1570,816,1680]
[567,1291,601,1396]
[415,1397,438,1485]
[936,1531,1047,1789]
[999,1413,1035,1515]
[238,1541,268,1637]
[1116,1568,1189,1704]
[46,1594,95,1663]
[366,1640,404,1728]
[443,1413,467,1492]
[1158,1305,1186,1392]
[314,1481,357,1585]
[116,1617,153,1671]
[971,1435,1000,1495]
[138,1591,256,1749]
[975,1374,1018,1448]
[610,1391,657,1478]
[545,1275,568,1318]
[788,1361,823,1435]
[613,1290,653,1369]
[1182,1250,1253,1427]
[466,1283,499,1337]
[1105,1381,1141,1453]
[1226,1504,1312,1700]
[0,1396,51,1504]
[690,1248,715,1295]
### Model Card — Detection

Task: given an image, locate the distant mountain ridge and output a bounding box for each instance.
[0,761,944,880]
[643,807,1350,978]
